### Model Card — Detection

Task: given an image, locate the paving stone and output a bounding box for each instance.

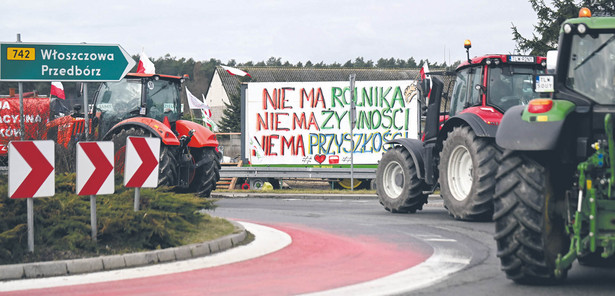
[0,264,24,280]
[67,258,104,275]
[23,261,67,278]
[101,255,126,270]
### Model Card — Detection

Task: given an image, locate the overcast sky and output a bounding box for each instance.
[4,0,539,66]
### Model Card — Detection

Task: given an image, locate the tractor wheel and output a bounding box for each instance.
[187,147,221,197]
[111,127,178,187]
[493,150,569,284]
[439,125,500,221]
[376,145,427,213]
[333,178,370,190]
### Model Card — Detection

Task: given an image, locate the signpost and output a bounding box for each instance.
[76,142,114,196]
[0,42,136,82]
[77,141,114,242]
[2,36,137,251]
[124,137,160,211]
[8,140,55,252]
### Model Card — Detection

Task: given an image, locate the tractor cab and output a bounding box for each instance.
[449,48,547,119]
[92,73,184,138]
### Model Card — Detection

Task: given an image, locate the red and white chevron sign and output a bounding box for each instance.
[9,140,55,199]
[124,137,160,188]
[76,141,114,196]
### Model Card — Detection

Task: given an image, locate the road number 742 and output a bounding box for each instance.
[7,47,35,60]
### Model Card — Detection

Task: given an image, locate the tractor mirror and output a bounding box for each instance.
[546,50,558,73]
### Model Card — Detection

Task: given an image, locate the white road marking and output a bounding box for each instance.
[0,222,291,292]
[300,235,471,296]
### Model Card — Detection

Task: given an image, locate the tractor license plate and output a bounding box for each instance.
[534,75,554,93]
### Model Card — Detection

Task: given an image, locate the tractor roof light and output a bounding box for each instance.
[485,59,492,65]
[579,7,591,18]
[464,39,472,49]
[464,39,472,64]
[578,23,587,34]
[494,59,501,65]
[528,99,554,113]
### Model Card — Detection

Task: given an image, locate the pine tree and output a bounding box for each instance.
[218,88,242,132]
[512,0,615,56]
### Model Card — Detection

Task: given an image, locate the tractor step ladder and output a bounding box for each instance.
[217,160,242,190]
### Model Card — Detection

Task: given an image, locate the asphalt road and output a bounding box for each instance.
[212,197,615,296]
[3,196,615,295]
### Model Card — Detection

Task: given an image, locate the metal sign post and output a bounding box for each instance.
[14,33,35,253]
[83,84,97,242]
[349,74,356,191]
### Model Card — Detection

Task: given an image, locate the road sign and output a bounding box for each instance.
[77,141,114,195]
[8,140,54,198]
[0,42,136,82]
[124,137,160,188]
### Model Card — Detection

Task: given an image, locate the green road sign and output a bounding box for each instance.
[0,42,136,82]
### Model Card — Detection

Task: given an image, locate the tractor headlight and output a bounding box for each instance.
[578,23,587,34]
[564,23,573,34]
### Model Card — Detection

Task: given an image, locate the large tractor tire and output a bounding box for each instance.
[187,147,221,197]
[493,150,569,284]
[111,126,178,187]
[376,145,427,213]
[439,125,501,221]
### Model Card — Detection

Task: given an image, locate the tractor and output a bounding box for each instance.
[376,41,546,220]
[494,8,615,283]
[47,73,221,197]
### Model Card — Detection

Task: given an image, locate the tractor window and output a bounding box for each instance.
[94,79,142,135]
[145,79,181,122]
[468,68,483,106]
[488,66,538,112]
[566,33,615,104]
[449,68,469,116]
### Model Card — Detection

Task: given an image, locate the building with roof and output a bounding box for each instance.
[204,66,427,126]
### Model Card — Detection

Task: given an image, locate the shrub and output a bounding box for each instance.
[0,173,217,264]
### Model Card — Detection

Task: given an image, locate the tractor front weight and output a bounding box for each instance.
[556,114,615,275]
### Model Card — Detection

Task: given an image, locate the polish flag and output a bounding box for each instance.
[137,51,155,74]
[221,65,251,77]
[50,82,65,100]
[420,64,433,100]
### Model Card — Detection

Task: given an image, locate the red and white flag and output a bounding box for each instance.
[137,51,155,74]
[221,65,251,77]
[420,64,433,100]
[50,82,65,100]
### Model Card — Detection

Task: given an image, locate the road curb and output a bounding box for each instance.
[211,192,378,200]
[0,220,247,281]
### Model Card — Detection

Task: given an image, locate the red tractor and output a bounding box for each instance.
[376,41,546,220]
[47,73,221,197]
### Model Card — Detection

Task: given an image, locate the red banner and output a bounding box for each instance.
[0,97,50,156]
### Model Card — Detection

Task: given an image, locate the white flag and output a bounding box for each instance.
[249,136,265,160]
[186,87,209,110]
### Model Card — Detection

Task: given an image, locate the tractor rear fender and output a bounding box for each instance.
[439,112,498,142]
[103,117,180,146]
[386,138,426,180]
[175,120,219,148]
[496,105,567,151]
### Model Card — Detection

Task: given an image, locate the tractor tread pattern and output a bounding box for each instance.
[439,125,501,221]
[494,150,560,284]
[376,146,427,213]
